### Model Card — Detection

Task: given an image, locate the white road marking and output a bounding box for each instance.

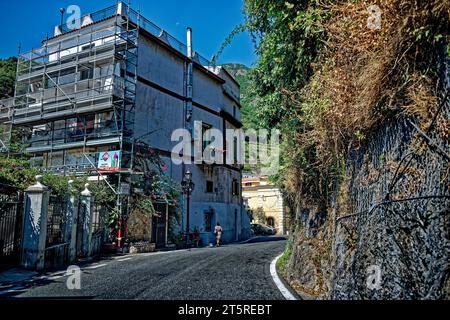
[38,270,68,280]
[117,257,132,262]
[49,270,67,277]
[45,275,64,280]
[270,254,298,300]
[0,286,25,295]
[84,263,107,270]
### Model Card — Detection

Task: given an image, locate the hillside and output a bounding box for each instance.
[222,63,259,130]
[0,57,17,99]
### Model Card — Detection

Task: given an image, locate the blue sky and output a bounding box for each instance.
[0,0,257,67]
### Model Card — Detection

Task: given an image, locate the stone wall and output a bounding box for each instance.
[284,53,449,300]
[332,114,449,299]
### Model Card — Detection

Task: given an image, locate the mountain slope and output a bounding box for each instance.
[222,63,258,130]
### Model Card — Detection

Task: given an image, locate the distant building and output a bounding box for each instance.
[0,2,250,247]
[242,176,289,235]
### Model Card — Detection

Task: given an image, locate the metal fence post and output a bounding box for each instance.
[80,183,93,256]
[21,175,49,271]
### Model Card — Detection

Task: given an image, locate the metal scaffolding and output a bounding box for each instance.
[0,3,138,177]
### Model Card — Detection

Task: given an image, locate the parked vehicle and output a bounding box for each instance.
[267,226,277,235]
[251,223,274,236]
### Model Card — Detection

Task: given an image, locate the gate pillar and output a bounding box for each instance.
[21,175,49,271]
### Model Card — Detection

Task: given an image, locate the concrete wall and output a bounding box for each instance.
[192,68,223,111]
[134,84,184,151]
[137,36,185,96]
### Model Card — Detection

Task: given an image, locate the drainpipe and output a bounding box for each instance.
[183,27,194,240]
[186,27,193,59]
[117,2,124,16]
[186,27,193,122]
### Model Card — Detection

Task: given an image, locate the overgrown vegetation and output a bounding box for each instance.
[276,239,292,276]
[223,63,261,130]
[253,207,266,224]
[0,57,17,99]
[0,147,181,240]
[244,0,449,206]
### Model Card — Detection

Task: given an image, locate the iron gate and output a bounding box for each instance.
[0,186,24,266]
[151,203,167,248]
[44,195,70,269]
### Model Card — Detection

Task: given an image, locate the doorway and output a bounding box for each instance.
[151,203,168,249]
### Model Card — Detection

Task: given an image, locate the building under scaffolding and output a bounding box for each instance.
[2,4,138,175]
[0,2,250,247]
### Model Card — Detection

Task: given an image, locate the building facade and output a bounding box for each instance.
[242,175,289,235]
[0,3,250,247]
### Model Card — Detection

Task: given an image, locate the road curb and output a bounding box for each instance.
[234,236,258,244]
[270,254,298,300]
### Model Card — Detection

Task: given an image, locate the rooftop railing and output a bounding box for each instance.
[58,4,118,34]
[125,3,215,68]
[18,2,214,73]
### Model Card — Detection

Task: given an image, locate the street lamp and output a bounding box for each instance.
[181,170,195,248]
[59,8,66,32]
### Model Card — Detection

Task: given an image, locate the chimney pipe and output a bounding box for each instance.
[187,27,193,59]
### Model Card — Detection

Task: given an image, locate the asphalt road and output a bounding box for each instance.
[3,237,287,300]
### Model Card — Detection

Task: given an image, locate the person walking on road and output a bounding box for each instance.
[214,223,223,247]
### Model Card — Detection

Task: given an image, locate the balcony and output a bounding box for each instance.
[16,27,137,83]
[12,74,135,125]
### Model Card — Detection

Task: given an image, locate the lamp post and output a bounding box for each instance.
[59,8,65,32]
[181,170,195,248]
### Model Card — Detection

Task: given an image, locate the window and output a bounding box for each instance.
[85,114,95,134]
[53,120,66,143]
[204,210,214,232]
[80,68,93,81]
[81,43,95,51]
[233,137,238,164]
[50,151,64,167]
[206,180,214,193]
[202,123,212,151]
[232,179,240,196]
[95,112,114,133]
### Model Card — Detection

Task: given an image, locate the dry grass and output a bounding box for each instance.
[283,0,449,194]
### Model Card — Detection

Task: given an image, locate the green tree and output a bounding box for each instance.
[0,57,17,99]
[244,0,326,129]
[254,207,266,224]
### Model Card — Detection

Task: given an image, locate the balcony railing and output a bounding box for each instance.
[11,74,134,123]
[17,28,136,80]
[25,119,121,147]
[25,2,214,69]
